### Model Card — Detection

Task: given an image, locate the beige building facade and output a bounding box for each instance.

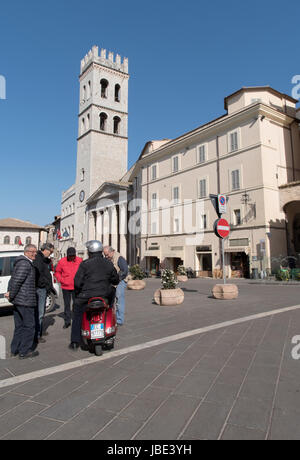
[136,87,300,278]
[0,218,46,253]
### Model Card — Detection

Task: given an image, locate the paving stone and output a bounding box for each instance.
[173,371,217,398]
[226,350,256,370]
[0,393,28,416]
[150,372,184,390]
[274,380,300,413]
[120,396,164,422]
[182,401,231,440]
[94,416,142,440]
[47,407,116,440]
[216,365,248,386]
[268,408,300,440]
[134,394,200,440]
[252,350,282,368]
[246,364,279,383]
[0,401,47,438]
[239,379,276,402]
[221,424,266,440]
[31,375,89,405]
[227,397,273,432]
[91,391,135,413]
[2,415,63,440]
[112,370,162,395]
[205,382,240,405]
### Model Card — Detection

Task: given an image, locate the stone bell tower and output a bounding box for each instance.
[74,45,129,251]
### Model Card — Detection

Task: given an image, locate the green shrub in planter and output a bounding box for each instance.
[177,265,187,276]
[276,269,290,281]
[161,269,178,289]
[129,265,145,280]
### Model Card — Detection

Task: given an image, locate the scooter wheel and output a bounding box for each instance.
[94,345,103,356]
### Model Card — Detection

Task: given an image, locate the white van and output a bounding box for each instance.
[0,251,23,308]
[0,251,59,312]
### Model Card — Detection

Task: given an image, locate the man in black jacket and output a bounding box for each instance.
[6,244,39,359]
[33,243,54,342]
[69,240,119,350]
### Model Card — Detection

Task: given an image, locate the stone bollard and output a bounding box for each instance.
[212,284,238,300]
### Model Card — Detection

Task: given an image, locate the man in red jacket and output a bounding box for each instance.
[54,247,82,329]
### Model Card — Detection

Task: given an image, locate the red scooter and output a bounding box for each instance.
[81,297,117,356]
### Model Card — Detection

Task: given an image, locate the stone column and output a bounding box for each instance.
[119,203,127,259]
[103,209,110,246]
[111,206,118,250]
[88,212,95,240]
[96,210,103,242]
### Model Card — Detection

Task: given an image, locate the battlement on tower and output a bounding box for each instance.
[80,46,129,75]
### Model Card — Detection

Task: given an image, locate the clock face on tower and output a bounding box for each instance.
[79,190,85,202]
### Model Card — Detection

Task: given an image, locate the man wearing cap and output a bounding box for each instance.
[33,243,55,342]
[54,247,83,329]
[69,240,119,350]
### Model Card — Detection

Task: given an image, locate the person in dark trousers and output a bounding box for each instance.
[69,240,119,351]
[5,244,39,359]
[33,243,54,342]
[54,247,82,328]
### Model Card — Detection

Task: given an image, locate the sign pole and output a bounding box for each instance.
[222,238,226,284]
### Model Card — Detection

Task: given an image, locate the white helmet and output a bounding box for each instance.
[85,240,103,253]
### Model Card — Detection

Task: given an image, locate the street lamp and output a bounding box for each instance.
[241,190,251,205]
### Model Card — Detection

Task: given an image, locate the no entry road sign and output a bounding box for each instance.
[215,218,230,239]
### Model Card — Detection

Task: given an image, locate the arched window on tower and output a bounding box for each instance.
[81,118,85,135]
[82,85,86,102]
[25,237,32,245]
[87,113,90,129]
[115,84,121,102]
[100,79,109,98]
[100,112,108,131]
[113,116,121,135]
[4,235,10,244]
[87,81,91,99]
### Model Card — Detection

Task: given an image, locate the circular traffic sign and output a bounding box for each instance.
[219,196,226,205]
[215,218,230,239]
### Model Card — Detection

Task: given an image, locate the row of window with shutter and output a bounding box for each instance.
[150,170,240,210]
[3,236,32,245]
[150,131,240,181]
[149,209,242,235]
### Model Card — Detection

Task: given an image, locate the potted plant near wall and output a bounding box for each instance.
[127,265,146,290]
[154,268,184,306]
[177,265,188,282]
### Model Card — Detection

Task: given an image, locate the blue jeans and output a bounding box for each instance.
[36,287,47,338]
[116,280,126,325]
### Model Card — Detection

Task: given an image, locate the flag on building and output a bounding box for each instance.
[63,230,69,238]
[56,229,62,240]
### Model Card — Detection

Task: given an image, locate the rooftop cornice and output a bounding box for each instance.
[138,103,296,165]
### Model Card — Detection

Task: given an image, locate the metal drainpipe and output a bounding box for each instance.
[290,120,296,182]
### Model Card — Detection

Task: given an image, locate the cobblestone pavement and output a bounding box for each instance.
[0,278,300,440]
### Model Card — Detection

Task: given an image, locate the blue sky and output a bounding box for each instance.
[0,0,299,226]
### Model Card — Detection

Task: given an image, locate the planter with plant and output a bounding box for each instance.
[154,268,184,306]
[127,265,146,290]
[177,265,188,282]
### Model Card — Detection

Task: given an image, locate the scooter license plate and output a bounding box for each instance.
[91,324,104,339]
